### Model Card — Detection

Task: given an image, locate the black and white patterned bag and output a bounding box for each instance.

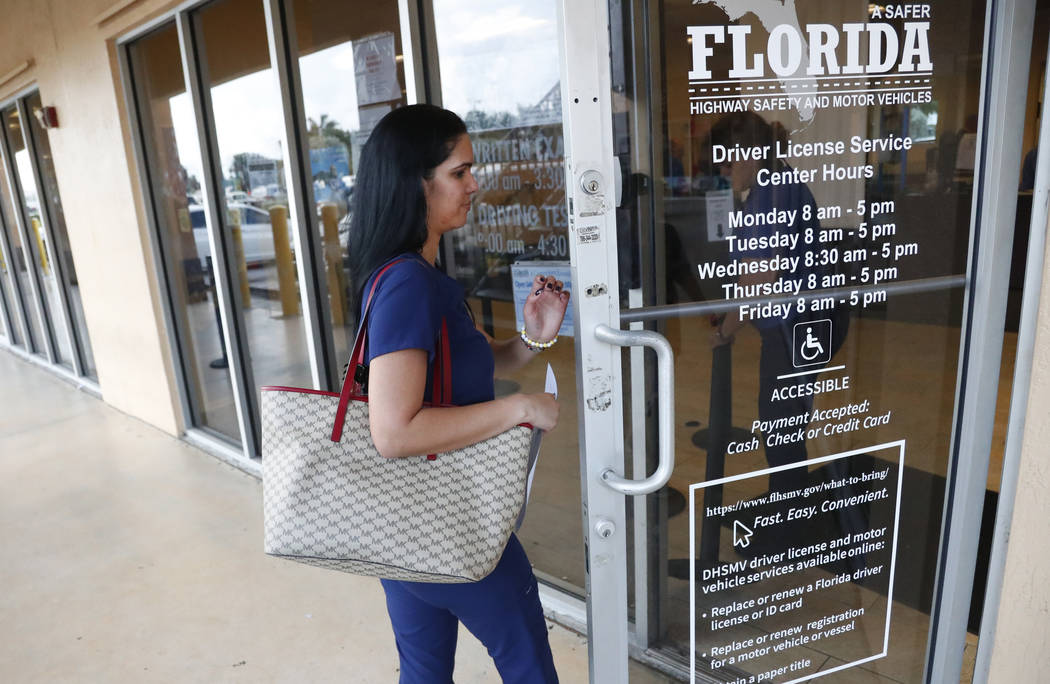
[261,260,533,583]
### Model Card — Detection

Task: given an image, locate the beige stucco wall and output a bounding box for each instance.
[0,0,182,434]
[986,217,1050,681]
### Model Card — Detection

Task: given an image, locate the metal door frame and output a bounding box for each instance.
[556,1,635,681]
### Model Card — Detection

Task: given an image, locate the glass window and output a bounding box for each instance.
[431,0,584,595]
[0,236,17,346]
[127,22,241,443]
[291,0,409,376]
[9,106,75,369]
[194,0,312,409]
[0,107,50,358]
[0,162,24,349]
[24,91,98,380]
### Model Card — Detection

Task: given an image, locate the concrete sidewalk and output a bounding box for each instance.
[0,351,671,683]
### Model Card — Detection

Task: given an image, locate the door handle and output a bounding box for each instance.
[593,324,675,495]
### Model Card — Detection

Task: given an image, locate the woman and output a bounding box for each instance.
[346,104,568,683]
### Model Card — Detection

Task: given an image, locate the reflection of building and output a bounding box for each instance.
[517,83,562,126]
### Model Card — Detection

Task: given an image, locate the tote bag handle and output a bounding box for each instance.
[330,259,451,442]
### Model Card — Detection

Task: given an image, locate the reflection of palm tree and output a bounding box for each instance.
[308,114,353,175]
[308,114,340,139]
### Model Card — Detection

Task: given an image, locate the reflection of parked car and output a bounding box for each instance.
[190,202,292,268]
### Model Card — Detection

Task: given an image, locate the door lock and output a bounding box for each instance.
[595,518,616,539]
[580,170,603,195]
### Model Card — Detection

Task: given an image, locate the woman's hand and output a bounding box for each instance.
[523,274,570,344]
[519,392,560,432]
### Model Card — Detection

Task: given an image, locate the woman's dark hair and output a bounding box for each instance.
[346,104,467,319]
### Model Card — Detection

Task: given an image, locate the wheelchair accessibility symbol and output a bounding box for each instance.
[792,319,833,368]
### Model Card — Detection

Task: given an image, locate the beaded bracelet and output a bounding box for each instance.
[520,327,557,352]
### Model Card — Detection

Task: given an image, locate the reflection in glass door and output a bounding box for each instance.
[563,0,996,681]
[190,0,312,446]
[126,22,242,443]
[0,239,13,344]
[0,107,54,361]
[429,0,586,596]
[289,0,410,380]
[22,91,98,381]
[0,160,27,350]
[5,106,75,370]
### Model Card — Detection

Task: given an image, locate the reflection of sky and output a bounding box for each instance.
[14,150,40,216]
[171,93,203,186]
[171,45,363,188]
[433,0,559,116]
[209,70,284,176]
[169,0,561,185]
[300,43,361,134]
[171,70,285,186]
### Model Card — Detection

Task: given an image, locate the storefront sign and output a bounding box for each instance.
[687,4,933,121]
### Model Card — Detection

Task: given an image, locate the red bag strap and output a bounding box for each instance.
[425,318,452,460]
[330,259,452,443]
[432,318,452,405]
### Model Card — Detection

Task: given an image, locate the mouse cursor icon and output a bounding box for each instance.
[733,520,754,549]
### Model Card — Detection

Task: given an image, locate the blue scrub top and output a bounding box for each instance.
[362,253,495,406]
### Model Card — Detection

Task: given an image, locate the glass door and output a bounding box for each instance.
[560,0,1000,682]
[0,106,56,362]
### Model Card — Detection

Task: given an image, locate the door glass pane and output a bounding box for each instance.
[4,106,70,368]
[24,91,98,381]
[195,0,312,402]
[612,0,988,680]
[291,0,409,381]
[0,237,18,346]
[431,0,584,594]
[0,110,47,356]
[127,22,241,442]
[0,167,23,348]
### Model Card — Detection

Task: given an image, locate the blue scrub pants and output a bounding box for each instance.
[381,534,558,683]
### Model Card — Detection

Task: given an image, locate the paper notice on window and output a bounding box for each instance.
[515,364,557,531]
[352,32,401,106]
[705,188,734,241]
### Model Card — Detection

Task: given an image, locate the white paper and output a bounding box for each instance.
[705,188,734,241]
[352,32,401,107]
[515,364,557,531]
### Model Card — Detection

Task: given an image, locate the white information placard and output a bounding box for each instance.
[689,441,905,683]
